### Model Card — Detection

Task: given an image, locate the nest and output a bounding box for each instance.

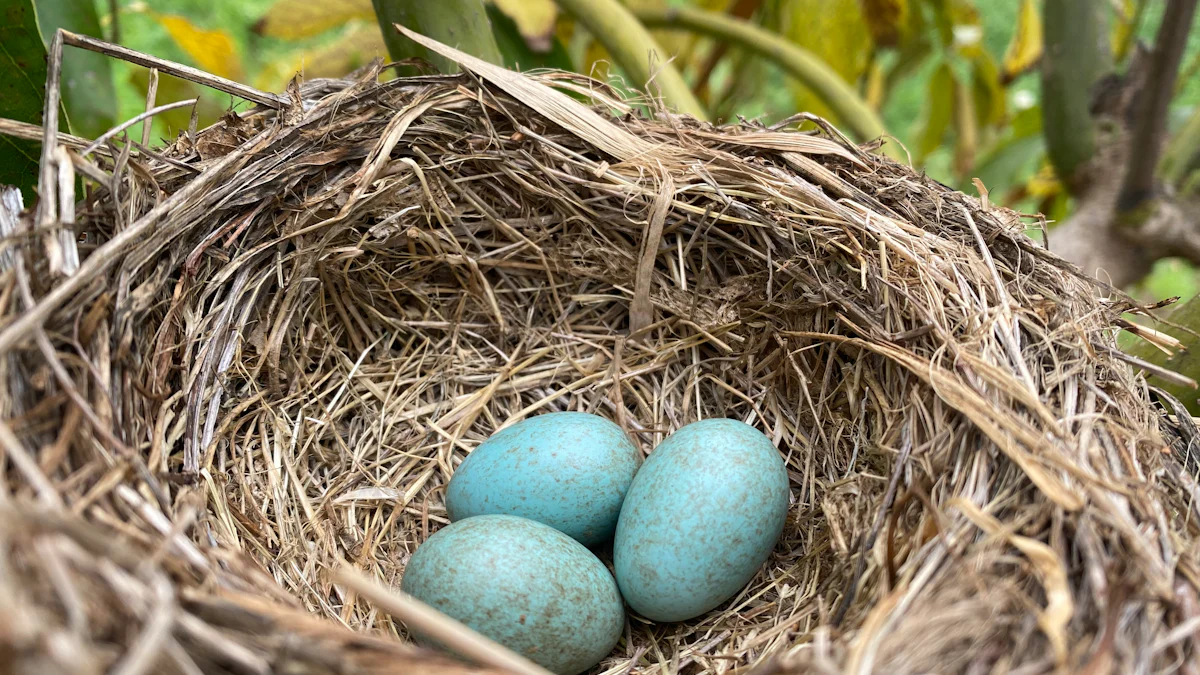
[3,31,1200,675]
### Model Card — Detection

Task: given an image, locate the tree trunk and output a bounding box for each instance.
[1041,0,1110,192]
[372,0,503,73]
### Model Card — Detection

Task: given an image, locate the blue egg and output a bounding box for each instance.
[401,515,625,675]
[446,412,642,547]
[613,418,790,622]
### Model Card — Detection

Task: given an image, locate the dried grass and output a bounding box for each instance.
[2,30,1200,675]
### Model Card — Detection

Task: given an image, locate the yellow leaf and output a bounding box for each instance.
[1111,0,1136,61]
[583,38,611,83]
[971,52,1005,128]
[858,0,908,48]
[1001,0,1042,80]
[253,0,374,40]
[784,0,872,123]
[151,13,243,80]
[491,0,557,51]
[1027,164,1062,199]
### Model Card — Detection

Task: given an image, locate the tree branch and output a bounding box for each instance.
[554,0,708,121]
[1162,102,1200,190]
[1117,0,1199,214]
[1040,0,1111,192]
[690,0,762,103]
[632,5,889,151]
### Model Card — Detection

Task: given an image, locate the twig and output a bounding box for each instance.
[1105,346,1198,390]
[334,565,554,675]
[142,68,158,148]
[59,30,287,109]
[81,99,198,157]
[51,146,79,276]
[36,31,64,263]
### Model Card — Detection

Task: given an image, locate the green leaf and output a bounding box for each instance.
[1010,103,1042,138]
[488,3,572,71]
[0,0,50,203]
[971,52,1004,129]
[783,0,872,124]
[1139,258,1199,311]
[914,61,955,160]
[33,0,117,139]
[884,1,933,89]
[971,133,1044,196]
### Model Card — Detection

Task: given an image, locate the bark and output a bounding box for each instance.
[1117,0,1198,213]
[1041,0,1111,192]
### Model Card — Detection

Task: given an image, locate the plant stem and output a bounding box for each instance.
[633,5,890,152]
[554,0,708,121]
[1116,0,1198,215]
[1040,0,1110,192]
[372,0,503,73]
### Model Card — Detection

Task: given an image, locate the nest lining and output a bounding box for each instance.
[2,35,1200,675]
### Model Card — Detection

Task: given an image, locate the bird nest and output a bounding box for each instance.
[2,30,1200,675]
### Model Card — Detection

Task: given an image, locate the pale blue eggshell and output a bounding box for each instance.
[613,418,790,622]
[446,412,641,547]
[400,515,624,675]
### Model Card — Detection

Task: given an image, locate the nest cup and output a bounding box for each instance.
[2,31,1200,675]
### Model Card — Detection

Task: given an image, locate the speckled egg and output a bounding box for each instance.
[401,515,624,675]
[613,418,790,622]
[446,412,642,547]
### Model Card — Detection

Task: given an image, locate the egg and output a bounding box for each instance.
[446,412,642,547]
[401,515,624,674]
[613,418,790,622]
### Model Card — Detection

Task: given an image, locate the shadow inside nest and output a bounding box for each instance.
[3,33,1200,675]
